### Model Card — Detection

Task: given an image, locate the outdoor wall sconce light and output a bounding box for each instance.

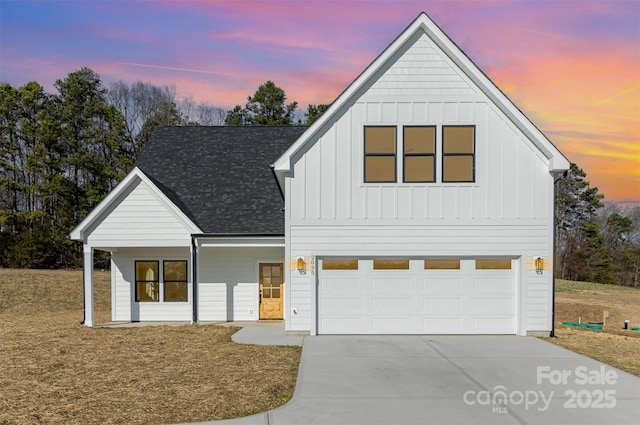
[535,257,544,275]
[297,257,306,274]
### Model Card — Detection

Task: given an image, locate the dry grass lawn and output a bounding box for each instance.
[543,279,640,377]
[4,269,638,423]
[0,269,301,425]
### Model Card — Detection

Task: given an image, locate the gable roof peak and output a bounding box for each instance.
[274,11,569,174]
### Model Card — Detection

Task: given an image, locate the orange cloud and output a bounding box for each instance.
[481,29,639,202]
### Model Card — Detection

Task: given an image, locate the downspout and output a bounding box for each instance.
[191,235,198,324]
[81,242,86,325]
[551,178,557,338]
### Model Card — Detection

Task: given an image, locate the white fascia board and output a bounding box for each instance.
[273,12,570,174]
[69,168,141,241]
[419,18,570,172]
[273,14,425,173]
[196,236,285,248]
[69,167,202,242]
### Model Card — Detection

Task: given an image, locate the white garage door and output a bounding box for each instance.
[318,258,517,334]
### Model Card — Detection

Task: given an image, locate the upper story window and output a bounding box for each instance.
[442,126,475,182]
[364,126,396,183]
[404,126,436,183]
[364,124,476,184]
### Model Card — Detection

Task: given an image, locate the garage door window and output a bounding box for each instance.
[322,259,359,270]
[476,259,512,270]
[424,259,461,270]
[373,259,410,270]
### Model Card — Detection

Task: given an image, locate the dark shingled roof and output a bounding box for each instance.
[135,126,307,235]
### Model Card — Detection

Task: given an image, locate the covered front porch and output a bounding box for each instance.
[80,236,286,327]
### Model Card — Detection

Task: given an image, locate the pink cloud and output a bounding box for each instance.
[3,0,637,201]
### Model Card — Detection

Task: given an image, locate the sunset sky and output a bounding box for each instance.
[1,0,638,203]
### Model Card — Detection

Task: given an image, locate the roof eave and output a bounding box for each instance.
[274,15,427,173]
[69,168,143,242]
[422,18,570,171]
[69,167,202,243]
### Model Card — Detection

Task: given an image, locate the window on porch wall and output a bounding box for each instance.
[134,260,188,302]
[135,261,159,302]
[164,260,188,302]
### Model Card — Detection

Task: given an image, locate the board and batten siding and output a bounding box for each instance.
[111,248,192,321]
[87,178,193,248]
[285,32,554,334]
[197,247,284,322]
[289,103,551,223]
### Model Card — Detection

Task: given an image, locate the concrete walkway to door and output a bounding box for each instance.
[187,333,640,425]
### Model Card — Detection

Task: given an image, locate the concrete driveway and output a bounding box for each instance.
[194,334,640,425]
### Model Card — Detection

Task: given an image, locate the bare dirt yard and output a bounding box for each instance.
[0,269,301,425]
[543,279,640,377]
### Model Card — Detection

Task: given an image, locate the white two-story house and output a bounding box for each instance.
[71,12,570,336]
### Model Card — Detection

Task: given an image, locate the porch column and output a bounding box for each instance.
[83,244,94,327]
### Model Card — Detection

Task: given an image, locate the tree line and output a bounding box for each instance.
[0,67,226,268]
[0,70,325,268]
[555,164,640,286]
[1,68,638,287]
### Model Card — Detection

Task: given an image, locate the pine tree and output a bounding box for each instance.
[224,81,297,126]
